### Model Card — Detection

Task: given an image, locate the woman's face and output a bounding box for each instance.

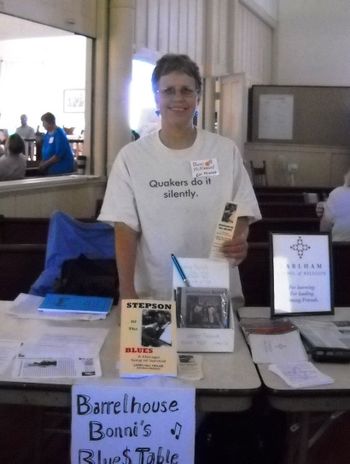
[155,71,199,129]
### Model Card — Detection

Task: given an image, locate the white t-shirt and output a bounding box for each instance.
[99,129,261,300]
[323,185,350,241]
[0,153,26,180]
[16,125,35,139]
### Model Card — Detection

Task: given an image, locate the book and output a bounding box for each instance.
[119,299,177,377]
[239,317,297,338]
[38,293,113,315]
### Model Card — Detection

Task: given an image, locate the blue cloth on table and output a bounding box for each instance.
[30,210,115,296]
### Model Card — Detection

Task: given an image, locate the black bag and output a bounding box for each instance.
[54,254,119,304]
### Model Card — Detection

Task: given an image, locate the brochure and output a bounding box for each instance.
[119,299,177,377]
[38,293,113,316]
[209,201,238,260]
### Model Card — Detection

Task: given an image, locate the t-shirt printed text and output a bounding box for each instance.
[149,176,212,200]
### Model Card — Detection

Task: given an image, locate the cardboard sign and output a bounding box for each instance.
[270,233,333,317]
[71,382,195,463]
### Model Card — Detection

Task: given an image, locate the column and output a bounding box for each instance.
[107,0,136,174]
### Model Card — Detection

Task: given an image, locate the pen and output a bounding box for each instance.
[171,254,190,287]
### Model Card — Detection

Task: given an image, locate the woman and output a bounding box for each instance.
[320,169,350,241]
[0,133,26,180]
[39,112,74,175]
[99,54,261,302]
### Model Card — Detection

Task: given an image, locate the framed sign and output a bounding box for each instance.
[270,233,333,317]
[63,88,85,113]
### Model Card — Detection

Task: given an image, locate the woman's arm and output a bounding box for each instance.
[319,202,334,232]
[38,154,60,172]
[115,222,140,299]
[320,213,333,232]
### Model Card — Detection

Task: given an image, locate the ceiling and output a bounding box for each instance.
[0,13,71,41]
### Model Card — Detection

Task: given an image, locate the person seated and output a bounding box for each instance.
[320,169,350,241]
[0,133,26,181]
[39,112,74,175]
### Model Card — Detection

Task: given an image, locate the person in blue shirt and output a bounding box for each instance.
[39,112,74,175]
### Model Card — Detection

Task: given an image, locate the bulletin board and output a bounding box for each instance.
[248,85,350,147]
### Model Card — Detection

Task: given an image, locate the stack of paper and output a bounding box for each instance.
[269,362,334,388]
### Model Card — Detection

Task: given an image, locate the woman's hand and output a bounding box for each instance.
[221,216,249,265]
[221,235,248,265]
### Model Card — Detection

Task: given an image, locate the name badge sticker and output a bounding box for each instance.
[49,136,54,144]
[190,159,219,178]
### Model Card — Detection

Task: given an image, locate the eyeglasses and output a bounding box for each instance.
[156,86,198,98]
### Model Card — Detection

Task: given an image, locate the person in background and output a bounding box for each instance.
[16,114,35,140]
[98,53,261,304]
[0,133,26,180]
[320,169,350,241]
[16,114,35,159]
[39,112,74,175]
[0,129,9,157]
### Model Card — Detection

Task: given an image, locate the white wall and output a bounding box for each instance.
[0,0,96,37]
[274,0,350,85]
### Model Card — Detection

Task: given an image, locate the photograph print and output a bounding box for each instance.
[179,287,229,329]
[141,309,173,347]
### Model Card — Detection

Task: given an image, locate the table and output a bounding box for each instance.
[0,300,261,413]
[239,306,350,464]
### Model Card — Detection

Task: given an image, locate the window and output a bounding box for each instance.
[129,60,159,138]
[0,14,88,138]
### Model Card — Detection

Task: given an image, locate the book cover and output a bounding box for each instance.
[38,293,113,315]
[119,299,177,377]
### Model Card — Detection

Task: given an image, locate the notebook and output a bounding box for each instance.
[38,293,113,315]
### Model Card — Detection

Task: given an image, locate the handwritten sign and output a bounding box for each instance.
[71,383,195,463]
[172,258,230,289]
[271,233,333,316]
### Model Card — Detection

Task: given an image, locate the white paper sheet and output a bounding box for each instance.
[258,94,294,140]
[19,327,108,357]
[8,293,109,321]
[249,330,307,364]
[172,258,230,289]
[11,326,108,379]
[0,339,22,374]
[269,361,334,388]
[13,356,101,378]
